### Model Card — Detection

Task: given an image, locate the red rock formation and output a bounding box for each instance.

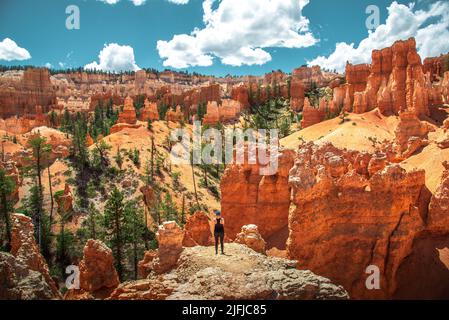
[427,162,449,231]
[85,133,94,147]
[0,251,58,299]
[10,213,61,298]
[183,211,212,247]
[165,105,184,122]
[26,127,71,163]
[292,65,338,90]
[117,96,137,124]
[202,101,220,126]
[300,98,325,128]
[109,123,142,134]
[390,110,429,160]
[220,147,295,242]
[423,53,449,81]
[76,240,120,297]
[290,78,305,112]
[138,221,184,276]
[0,68,56,118]
[202,99,241,125]
[219,99,241,123]
[336,38,434,118]
[231,85,250,109]
[345,63,370,93]
[139,99,159,121]
[55,184,73,214]
[234,224,266,254]
[287,142,430,299]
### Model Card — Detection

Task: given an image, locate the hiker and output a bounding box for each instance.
[214,210,225,255]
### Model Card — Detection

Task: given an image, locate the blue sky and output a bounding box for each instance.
[0,0,448,76]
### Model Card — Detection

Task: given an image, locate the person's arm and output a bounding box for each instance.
[221,218,225,226]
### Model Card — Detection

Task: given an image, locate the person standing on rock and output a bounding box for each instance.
[214,210,225,255]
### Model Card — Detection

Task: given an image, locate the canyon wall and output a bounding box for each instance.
[220,147,295,244]
[287,142,449,299]
[0,68,56,118]
[335,38,437,118]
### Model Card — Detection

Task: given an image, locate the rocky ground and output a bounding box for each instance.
[109,244,349,300]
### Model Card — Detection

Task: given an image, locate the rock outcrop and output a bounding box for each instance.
[138,221,184,277]
[139,99,159,121]
[202,100,241,125]
[234,224,266,254]
[183,211,212,247]
[165,106,184,122]
[300,97,325,128]
[336,38,436,118]
[110,244,349,300]
[55,184,73,214]
[70,239,120,299]
[0,252,57,300]
[117,96,137,125]
[286,142,449,299]
[0,68,56,118]
[289,78,305,112]
[9,213,61,299]
[221,147,295,242]
[231,85,250,109]
[385,110,430,160]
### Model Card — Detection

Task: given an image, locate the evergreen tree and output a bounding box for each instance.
[104,186,126,280]
[124,200,147,280]
[28,135,51,250]
[160,193,179,223]
[114,146,123,170]
[0,169,15,251]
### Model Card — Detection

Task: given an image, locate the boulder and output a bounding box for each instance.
[183,211,212,247]
[234,224,266,254]
[78,240,120,294]
[10,213,61,298]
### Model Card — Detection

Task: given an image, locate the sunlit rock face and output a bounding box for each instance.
[0,68,56,118]
[287,142,449,299]
[335,38,437,118]
[220,146,295,243]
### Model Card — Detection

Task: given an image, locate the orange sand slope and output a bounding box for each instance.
[401,133,449,193]
[281,109,399,152]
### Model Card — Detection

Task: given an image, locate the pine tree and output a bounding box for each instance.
[160,193,179,223]
[0,169,15,251]
[104,186,126,280]
[114,146,123,170]
[124,200,147,280]
[28,135,51,250]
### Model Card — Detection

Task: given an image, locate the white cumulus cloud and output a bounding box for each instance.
[308,1,449,72]
[157,0,317,68]
[167,0,189,4]
[0,38,31,61]
[84,43,140,72]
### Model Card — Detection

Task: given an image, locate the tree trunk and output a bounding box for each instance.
[48,166,54,228]
[1,191,11,251]
[191,159,200,208]
[114,208,123,281]
[36,148,43,248]
[151,137,155,181]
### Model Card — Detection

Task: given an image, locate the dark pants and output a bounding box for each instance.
[214,232,224,254]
